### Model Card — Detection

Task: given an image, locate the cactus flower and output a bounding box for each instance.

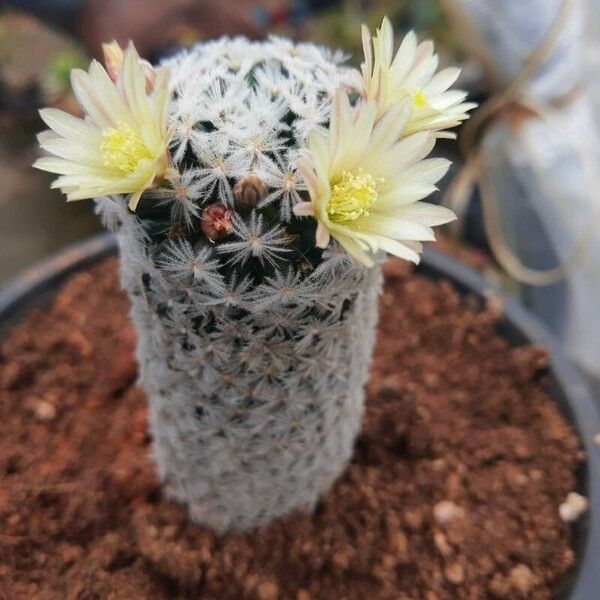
[361,18,476,137]
[294,91,456,267]
[34,42,171,210]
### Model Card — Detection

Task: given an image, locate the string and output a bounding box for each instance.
[440,0,598,286]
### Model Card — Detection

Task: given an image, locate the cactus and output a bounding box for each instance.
[93,38,381,530]
[38,21,473,531]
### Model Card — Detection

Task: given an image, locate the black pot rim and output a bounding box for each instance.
[0,233,598,599]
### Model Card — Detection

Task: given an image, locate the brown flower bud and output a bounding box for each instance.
[233,173,268,209]
[296,260,314,275]
[200,202,234,242]
[168,222,187,239]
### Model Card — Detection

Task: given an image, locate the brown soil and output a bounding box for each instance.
[0,258,582,599]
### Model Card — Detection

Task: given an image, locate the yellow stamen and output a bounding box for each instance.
[328,170,381,223]
[101,122,152,173]
[412,90,427,109]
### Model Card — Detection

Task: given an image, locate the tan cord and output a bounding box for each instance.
[441,0,597,286]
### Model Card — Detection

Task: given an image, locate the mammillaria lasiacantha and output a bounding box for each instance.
[35,19,473,530]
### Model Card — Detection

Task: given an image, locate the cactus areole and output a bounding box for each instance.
[35,22,473,530]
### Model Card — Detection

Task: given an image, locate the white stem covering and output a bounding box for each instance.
[115,212,382,531]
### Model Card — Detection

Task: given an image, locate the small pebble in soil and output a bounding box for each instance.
[559,492,588,522]
[33,399,57,421]
[404,508,424,532]
[433,500,464,526]
[256,580,279,600]
[433,530,453,558]
[508,564,537,595]
[389,530,409,563]
[444,562,465,585]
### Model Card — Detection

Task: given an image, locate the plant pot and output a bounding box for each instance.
[1,233,598,599]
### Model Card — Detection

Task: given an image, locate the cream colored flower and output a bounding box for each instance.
[293,91,456,267]
[362,17,475,137]
[34,42,171,210]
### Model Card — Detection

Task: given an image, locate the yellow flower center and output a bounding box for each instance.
[412,90,428,109]
[328,170,381,223]
[101,122,152,173]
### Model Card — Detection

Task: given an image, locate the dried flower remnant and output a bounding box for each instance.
[200,202,234,241]
[233,173,268,209]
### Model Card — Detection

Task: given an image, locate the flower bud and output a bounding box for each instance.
[233,173,268,209]
[102,41,124,82]
[168,222,187,239]
[102,40,156,91]
[200,202,234,242]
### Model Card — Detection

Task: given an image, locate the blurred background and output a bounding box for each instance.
[1,0,600,381]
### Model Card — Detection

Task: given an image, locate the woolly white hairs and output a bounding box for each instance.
[162,36,359,206]
[96,37,382,531]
